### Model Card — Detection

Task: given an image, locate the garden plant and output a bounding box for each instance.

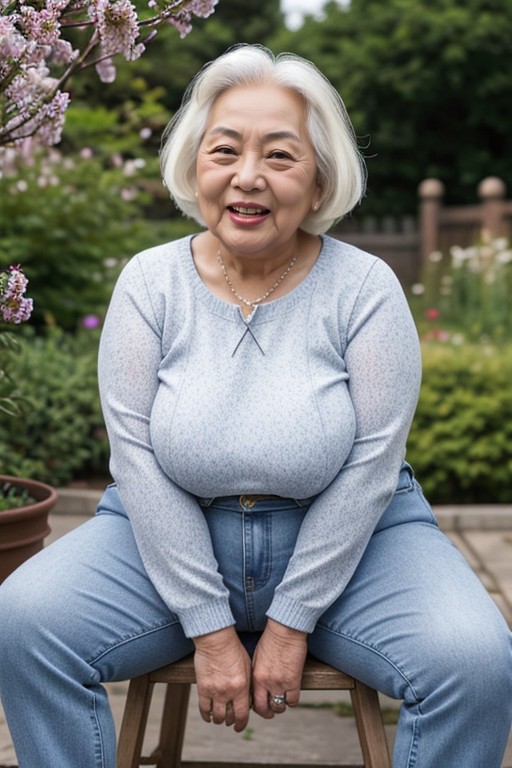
[407,236,512,503]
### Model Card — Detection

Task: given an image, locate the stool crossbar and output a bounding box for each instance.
[117,654,391,768]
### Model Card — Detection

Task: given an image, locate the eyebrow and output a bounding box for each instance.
[208,127,301,143]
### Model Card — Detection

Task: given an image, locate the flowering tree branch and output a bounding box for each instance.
[0,265,33,416]
[0,0,218,150]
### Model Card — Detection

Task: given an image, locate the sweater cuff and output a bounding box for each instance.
[178,598,235,638]
[266,595,319,634]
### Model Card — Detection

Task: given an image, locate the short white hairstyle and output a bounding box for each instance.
[160,44,366,235]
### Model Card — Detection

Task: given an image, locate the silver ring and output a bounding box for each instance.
[269,694,286,706]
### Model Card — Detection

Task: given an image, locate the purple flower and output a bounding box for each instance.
[81,314,101,330]
[0,266,34,325]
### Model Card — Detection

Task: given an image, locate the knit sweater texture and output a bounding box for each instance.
[98,234,421,637]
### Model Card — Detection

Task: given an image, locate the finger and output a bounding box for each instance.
[232,696,251,732]
[284,687,301,708]
[252,683,275,719]
[225,702,235,728]
[211,700,227,725]
[198,694,213,724]
[268,693,287,714]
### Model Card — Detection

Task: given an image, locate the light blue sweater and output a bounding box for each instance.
[98,234,421,637]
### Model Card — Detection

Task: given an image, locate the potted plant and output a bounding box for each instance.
[0,265,57,583]
[0,474,57,583]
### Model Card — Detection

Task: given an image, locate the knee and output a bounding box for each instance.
[426,613,512,708]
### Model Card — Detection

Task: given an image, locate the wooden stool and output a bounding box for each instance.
[117,654,391,768]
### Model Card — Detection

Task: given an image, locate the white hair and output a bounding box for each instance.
[160,44,366,235]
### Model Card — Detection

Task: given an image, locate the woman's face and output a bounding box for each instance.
[196,84,322,257]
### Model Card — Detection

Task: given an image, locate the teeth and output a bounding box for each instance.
[232,206,267,215]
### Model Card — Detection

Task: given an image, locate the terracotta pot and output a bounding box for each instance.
[0,474,57,584]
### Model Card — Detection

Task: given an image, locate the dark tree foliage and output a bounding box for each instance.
[64,0,512,215]
[270,0,512,214]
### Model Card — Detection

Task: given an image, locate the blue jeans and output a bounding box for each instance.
[0,465,511,767]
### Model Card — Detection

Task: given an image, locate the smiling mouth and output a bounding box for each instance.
[229,205,270,215]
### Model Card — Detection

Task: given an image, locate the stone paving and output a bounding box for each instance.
[1,494,512,766]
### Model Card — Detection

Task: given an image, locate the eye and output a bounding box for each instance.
[213,146,236,155]
[268,150,292,160]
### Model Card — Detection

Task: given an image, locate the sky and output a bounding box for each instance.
[281,0,347,29]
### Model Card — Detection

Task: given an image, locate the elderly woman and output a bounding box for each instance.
[0,45,511,768]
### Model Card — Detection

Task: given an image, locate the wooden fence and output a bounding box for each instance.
[332,176,512,285]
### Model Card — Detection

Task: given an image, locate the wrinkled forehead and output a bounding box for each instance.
[205,84,309,140]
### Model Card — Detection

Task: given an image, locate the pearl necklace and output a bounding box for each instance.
[216,250,298,309]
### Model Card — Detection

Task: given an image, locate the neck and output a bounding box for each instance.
[213,233,308,280]
[216,248,299,310]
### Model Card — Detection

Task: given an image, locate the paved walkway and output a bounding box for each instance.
[1,491,512,766]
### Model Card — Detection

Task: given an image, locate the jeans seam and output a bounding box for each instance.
[253,514,272,589]
[242,512,255,630]
[407,713,420,767]
[90,690,105,767]
[314,622,421,701]
[394,485,414,495]
[86,618,182,666]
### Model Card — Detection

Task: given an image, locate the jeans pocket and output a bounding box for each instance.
[374,464,438,533]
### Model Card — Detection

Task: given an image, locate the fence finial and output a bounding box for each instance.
[478,177,506,239]
[419,179,444,265]
[478,176,506,200]
[418,178,445,200]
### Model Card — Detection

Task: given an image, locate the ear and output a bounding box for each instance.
[312,179,323,211]
[312,190,323,211]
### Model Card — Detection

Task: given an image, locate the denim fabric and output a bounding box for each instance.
[0,464,511,767]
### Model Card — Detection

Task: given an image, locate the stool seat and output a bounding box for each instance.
[117,654,391,768]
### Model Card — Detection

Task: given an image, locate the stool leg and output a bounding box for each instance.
[154,682,191,768]
[350,681,391,768]
[117,675,155,768]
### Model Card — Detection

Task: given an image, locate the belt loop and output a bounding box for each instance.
[197,497,215,508]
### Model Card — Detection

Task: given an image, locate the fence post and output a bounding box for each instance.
[418,178,444,268]
[477,176,506,240]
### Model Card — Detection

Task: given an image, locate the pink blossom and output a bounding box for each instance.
[0,266,34,325]
[0,0,218,150]
[90,0,144,61]
[188,0,218,19]
[425,308,440,320]
[167,0,217,38]
[95,56,117,84]
[168,12,193,39]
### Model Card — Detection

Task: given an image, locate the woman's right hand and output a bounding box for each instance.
[193,627,252,732]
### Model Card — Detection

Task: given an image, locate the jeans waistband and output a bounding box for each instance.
[196,494,317,510]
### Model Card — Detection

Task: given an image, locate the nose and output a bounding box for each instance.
[232,153,266,191]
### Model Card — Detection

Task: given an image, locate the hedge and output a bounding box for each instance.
[407,342,512,503]
[0,328,108,487]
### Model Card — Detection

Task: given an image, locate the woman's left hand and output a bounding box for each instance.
[251,618,308,718]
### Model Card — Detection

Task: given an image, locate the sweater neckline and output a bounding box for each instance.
[184,234,326,323]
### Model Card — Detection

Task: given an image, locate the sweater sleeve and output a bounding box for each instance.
[266,258,422,633]
[98,254,234,638]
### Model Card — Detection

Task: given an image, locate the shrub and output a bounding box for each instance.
[0,150,156,330]
[409,237,512,343]
[407,341,512,504]
[0,328,109,487]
